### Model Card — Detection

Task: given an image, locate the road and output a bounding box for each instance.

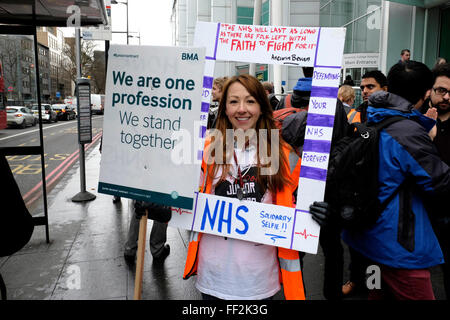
[0,115,104,215]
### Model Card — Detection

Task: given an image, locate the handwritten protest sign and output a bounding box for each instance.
[216,24,319,66]
[98,45,205,209]
[169,22,345,254]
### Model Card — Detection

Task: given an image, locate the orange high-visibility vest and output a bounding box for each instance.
[183,140,306,300]
[347,109,361,123]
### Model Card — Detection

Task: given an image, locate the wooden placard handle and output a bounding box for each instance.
[133,210,148,300]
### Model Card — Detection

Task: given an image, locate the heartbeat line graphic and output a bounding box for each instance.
[265,233,287,243]
[295,229,319,240]
[171,208,192,215]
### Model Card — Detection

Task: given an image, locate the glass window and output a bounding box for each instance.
[353,13,380,53]
[320,0,381,55]
[330,0,352,27]
[320,0,332,27]
[344,23,353,53]
[261,0,270,26]
[237,6,253,25]
[237,2,270,26]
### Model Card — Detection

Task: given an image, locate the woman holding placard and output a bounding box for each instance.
[183,74,327,300]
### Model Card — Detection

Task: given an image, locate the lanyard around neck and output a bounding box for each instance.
[233,150,244,189]
[233,150,245,200]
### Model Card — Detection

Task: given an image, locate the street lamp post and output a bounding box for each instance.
[129,31,141,45]
[111,0,129,44]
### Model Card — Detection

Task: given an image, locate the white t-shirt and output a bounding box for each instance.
[195,146,281,300]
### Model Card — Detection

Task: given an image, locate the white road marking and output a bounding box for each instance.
[0,116,103,142]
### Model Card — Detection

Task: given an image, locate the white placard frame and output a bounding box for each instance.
[169,22,346,254]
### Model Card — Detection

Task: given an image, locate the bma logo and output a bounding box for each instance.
[182,53,199,61]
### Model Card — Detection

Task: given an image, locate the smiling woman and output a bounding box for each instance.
[225,82,262,131]
[183,75,306,301]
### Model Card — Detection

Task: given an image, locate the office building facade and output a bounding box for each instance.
[172,0,449,90]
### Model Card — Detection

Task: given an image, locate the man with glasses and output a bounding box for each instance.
[419,62,450,299]
[422,63,450,164]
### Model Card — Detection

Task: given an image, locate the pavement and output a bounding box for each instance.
[0,141,447,300]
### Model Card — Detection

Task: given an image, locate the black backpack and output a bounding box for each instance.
[325,116,405,230]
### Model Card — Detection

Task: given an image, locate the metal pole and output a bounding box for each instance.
[126,0,129,45]
[249,0,262,77]
[272,0,282,94]
[33,4,50,243]
[76,28,86,193]
[422,8,428,64]
[72,28,96,202]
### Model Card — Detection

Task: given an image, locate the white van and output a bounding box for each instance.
[91,94,105,115]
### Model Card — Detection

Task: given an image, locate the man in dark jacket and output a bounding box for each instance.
[419,63,450,165]
[342,61,449,300]
[418,62,450,299]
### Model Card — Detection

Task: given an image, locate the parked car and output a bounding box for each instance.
[91,94,104,115]
[6,106,37,128]
[52,104,76,121]
[31,104,58,123]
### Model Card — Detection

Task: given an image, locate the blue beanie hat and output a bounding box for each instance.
[293,77,312,92]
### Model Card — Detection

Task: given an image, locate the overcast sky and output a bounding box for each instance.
[110,0,173,46]
[63,0,173,48]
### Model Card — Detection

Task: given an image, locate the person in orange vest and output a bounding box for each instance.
[183,74,329,300]
[347,70,388,124]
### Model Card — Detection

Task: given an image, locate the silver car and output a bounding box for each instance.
[6,106,37,128]
[31,104,58,123]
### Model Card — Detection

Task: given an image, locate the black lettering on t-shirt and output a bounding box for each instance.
[214,166,264,202]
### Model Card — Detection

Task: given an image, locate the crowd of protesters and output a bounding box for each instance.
[123,51,450,300]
